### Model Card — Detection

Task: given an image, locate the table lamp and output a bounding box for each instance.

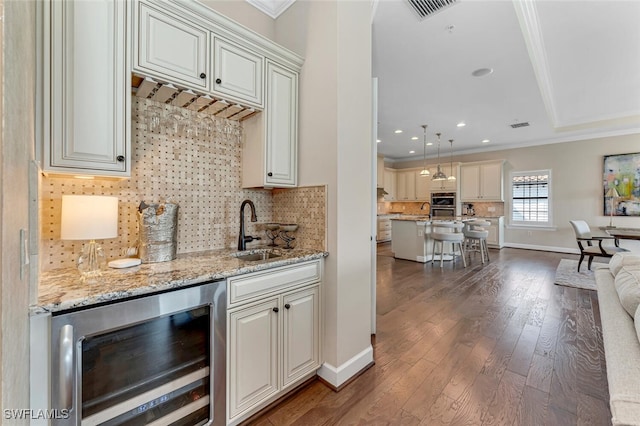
[606,186,620,228]
[61,195,118,280]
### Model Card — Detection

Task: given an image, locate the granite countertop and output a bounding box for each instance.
[33,247,328,315]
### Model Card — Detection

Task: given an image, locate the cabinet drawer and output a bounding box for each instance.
[378,220,391,231]
[228,260,321,305]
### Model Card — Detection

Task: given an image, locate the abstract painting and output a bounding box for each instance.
[603,152,640,216]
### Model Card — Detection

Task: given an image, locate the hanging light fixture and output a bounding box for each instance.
[447,139,456,181]
[419,125,430,177]
[432,132,448,181]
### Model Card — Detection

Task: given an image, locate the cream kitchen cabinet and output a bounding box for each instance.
[429,164,458,191]
[42,0,130,177]
[460,160,504,201]
[475,216,504,248]
[377,216,393,242]
[227,260,322,425]
[213,38,264,107]
[383,168,397,201]
[134,1,210,90]
[243,61,298,187]
[415,172,431,200]
[396,170,416,201]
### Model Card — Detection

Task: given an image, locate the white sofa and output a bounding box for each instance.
[595,253,640,425]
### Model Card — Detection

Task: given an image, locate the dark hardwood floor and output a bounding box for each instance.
[249,244,611,425]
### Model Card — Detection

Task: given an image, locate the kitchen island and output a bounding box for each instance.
[391,217,457,263]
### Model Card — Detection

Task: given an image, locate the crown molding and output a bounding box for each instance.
[246,0,296,19]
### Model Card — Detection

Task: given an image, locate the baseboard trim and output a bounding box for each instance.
[317,345,374,389]
[504,242,579,254]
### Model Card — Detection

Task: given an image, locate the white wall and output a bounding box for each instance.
[2,0,35,415]
[200,0,276,41]
[276,0,374,385]
[394,133,640,252]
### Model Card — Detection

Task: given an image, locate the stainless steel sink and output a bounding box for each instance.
[232,250,281,262]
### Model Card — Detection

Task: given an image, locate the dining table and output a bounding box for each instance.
[605,228,640,240]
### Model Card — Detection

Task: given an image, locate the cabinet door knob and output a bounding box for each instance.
[284,303,291,309]
[116,155,125,162]
[200,73,206,79]
[272,307,279,313]
[215,78,222,84]
[267,172,273,177]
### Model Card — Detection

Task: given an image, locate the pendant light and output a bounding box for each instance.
[432,132,448,181]
[447,139,456,181]
[419,125,430,177]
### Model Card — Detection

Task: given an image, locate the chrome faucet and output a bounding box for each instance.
[238,199,261,250]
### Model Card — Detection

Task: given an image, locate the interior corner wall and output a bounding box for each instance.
[2,0,35,415]
[199,0,276,41]
[276,0,373,384]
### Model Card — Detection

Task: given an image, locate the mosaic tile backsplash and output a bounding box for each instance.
[40,97,326,271]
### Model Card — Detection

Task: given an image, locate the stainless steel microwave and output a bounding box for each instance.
[31,281,226,426]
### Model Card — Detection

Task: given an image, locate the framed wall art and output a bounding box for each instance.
[603,152,640,216]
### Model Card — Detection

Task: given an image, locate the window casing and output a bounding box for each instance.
[510,170,552,227]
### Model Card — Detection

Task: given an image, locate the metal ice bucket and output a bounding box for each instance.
[138,201,179,263]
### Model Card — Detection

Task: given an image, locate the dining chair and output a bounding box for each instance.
[569,220,629,271]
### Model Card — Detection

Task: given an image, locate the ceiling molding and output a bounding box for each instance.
[386,128,640,162]
[246,0,296,19]
[512,0,559,127]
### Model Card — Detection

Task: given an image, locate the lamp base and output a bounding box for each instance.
[77,240,107,282]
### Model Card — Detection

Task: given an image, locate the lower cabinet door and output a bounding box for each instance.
[228,298,279,419]
[282,286,320,388]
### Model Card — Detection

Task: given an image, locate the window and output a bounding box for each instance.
[511,170,551,226]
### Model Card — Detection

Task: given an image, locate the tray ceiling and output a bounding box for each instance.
[373,0,640,160]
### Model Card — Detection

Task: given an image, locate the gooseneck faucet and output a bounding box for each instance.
[238,199,261,250]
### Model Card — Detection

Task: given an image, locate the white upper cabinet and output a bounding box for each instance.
[135,2,209,89]
[383,168,397,201]
[415,172,430,200]
[43,0,130,177]
[430,164,458,191]
[460,160,504,201]
[213,38,264,107]
[243,61,298,188]
[396,170,416,201]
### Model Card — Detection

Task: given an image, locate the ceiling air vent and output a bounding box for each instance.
[407,0,458,20]
[510,122,530,128]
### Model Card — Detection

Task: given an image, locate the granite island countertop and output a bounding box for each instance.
[33,247,328,315]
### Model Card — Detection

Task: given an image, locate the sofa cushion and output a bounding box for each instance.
[615,267,640,317]
[610,253,640,277]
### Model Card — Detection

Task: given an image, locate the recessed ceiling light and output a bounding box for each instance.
[456,122,466,127]
[427,142,433,146]
[376,139,381,143]
[411,136,418,140]
[394,129,403,134]
[482,139,490,143]
[472,68,493,77]
[409,150,415,154]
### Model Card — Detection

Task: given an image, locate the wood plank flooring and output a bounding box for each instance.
[249,245,611,425]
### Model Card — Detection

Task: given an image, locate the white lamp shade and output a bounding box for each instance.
[61,195,119,240]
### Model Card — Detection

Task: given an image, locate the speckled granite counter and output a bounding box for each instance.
[33,247,328,315]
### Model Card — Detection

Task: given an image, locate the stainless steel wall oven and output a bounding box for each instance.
[48,281,226,426]
[431,192,456,218]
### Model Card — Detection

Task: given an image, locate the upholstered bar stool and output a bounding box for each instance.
[464,220,491,264]
[431,222,466,268]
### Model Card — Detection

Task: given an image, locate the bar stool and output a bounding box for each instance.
[431,221,466,268]
[464,220,491,264]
